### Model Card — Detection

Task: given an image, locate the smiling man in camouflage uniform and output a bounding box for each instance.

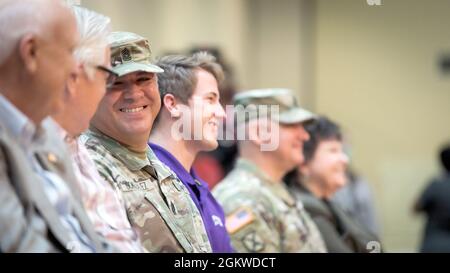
[81,32,211,253]
[213,89,327,253]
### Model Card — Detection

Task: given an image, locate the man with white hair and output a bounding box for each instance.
[52,6,144,253]
[0,0,107,252]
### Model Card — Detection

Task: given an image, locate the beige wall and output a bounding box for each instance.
[82,0,253,88]
[81,0,450,251]
[81,0,314,105]
[315,0,450,251]
[244,0,315,107]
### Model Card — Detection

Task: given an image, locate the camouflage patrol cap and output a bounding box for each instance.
[108,31,163,77]
[233,88,316,124]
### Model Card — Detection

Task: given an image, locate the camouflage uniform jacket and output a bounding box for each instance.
[213,159,327,253]
[81,128,211,253]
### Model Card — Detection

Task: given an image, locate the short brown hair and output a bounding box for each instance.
[155,51,224,104]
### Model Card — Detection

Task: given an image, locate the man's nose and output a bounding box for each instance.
[341,152,350,165]
[215,103,226,120]
[123,83,143,100]
[299,124,310,141]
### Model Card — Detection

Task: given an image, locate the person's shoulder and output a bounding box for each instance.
[38,118,76,167]
[213,168,262,199]
[80,132,114,160]
[40,118,67,148]
[214,174,278,219]
[421,177,449,197]
[80,131,106,150]
[433,175,450,186]
[428,176,450,198]
[79,131,97,145]
[295,190,332,219]
[41,117,58,130]
[79,135,125,180]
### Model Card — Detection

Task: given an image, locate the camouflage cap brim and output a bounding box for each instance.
[235,106,316,125]
[277,107,316,124]
[112,62,164,77]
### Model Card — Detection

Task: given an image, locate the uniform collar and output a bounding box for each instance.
[86,127,171,181]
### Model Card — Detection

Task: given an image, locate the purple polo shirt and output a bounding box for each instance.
[149,143,234,253]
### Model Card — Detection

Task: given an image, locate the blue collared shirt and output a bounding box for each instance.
[0,94,95,252]
[150,143,234,253]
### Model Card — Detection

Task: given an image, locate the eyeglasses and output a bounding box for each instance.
[95,65,118,88]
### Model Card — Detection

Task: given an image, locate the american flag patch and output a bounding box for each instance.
[226,207,255,234]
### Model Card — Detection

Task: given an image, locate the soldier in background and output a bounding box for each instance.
[213,88,326,253]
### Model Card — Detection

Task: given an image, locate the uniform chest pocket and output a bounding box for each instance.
[159,181,192,218]
[143,192,194,253]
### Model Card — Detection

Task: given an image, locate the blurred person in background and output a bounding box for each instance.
[285,116,380,253]
[414,143,450,253]
[333,166,381,237]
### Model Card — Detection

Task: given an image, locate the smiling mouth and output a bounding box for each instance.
[120,106,147,113]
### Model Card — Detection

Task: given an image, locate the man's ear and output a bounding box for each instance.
[65,63,82,98]
[162,93,181,118]
[247,119,263,146]
[19,34,39,73]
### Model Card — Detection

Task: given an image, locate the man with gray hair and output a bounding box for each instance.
[52,6,144,253]
[0,0,107,252]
